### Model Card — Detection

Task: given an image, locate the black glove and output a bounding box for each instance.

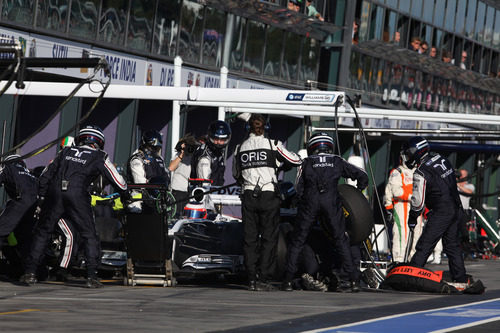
[356,182,367,191]
[120,190,132,203]
[33,205,42,220]
[33,196,44,220]
[408,214,417,230]
[384,209,394,224]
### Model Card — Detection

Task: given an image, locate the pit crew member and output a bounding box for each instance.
[403,136,467,283]
[20,126,127,288]
[191,120,231,186]
[233,113,301,291]
[281,132,368,292]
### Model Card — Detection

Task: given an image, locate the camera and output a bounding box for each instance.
[175,135,199,155]
[175,141,197,154]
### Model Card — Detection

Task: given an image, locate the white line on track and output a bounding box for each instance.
[429,316,500,332]
[303,298,500,333]
[12,296,336,309]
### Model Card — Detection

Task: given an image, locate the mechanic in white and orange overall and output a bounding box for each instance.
[384,151,423,262]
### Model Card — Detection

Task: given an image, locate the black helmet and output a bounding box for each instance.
[77,126,105,149]
[1,154,22,166]
[141,130,163,150]
[207,120,231,149]
[401,136,429,168]
[307,132,334,156]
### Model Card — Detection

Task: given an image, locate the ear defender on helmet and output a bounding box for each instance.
[141,130,163,150]
[402,136,429,168]
[307,132,335,156]
[1,154,21,164]
[246,114,270,133]
[207,120,231,149]
[77,126,105,149]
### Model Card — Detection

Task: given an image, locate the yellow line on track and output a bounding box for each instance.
[0,309,40,315]
[0,309,67,315]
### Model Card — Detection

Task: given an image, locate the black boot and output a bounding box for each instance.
[256,281,276,291]
[281,281,293,291]
[248,280,258,291]
[350,280,361,293]
[85,277,103,288]
[19,273,37,285]
[55,268,69,282]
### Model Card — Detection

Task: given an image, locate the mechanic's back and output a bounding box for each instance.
[21,126,126,288]
[412,154,461,213]
[40,146,125,199]
[298,154,368,210]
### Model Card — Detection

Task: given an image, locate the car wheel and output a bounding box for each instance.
[338,184,374,244]
[275,222,293,280]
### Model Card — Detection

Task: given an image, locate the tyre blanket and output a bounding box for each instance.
[380,263,485,294]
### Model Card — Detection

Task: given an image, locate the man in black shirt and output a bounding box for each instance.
[403,136,467,283]
[20,126,127,288]
[281,132,368,292]
[0,154,38,253]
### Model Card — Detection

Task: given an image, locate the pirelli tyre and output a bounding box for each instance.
[338,184,374,244]
[275,222,294,279]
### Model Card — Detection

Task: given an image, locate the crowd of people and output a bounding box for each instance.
[0,115,475,292]
[287,0,324,21]
[408,36,469,70]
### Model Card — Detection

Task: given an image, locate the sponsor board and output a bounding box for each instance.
[0,26,277,89]
[92,47,145,84]
[0,26,30,58]
[29,33,92,79]
[286,92,340,104]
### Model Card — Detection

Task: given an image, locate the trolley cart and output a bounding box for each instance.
[123,184,176,287]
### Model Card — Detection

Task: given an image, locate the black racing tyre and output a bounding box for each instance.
[275,222,294,280]
[338,184,374,244]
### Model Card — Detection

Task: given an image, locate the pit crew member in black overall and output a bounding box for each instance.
[0,155,38,256]
[127,130,170,213]
[281,132,368,292]
[233,114,301,291]
[191,120,231,186]
[20,126,127,288]
[403,136,467,283]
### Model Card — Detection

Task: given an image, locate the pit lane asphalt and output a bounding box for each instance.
[0,259,499,333]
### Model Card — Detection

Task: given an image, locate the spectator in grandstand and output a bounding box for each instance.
[409,37,421,52]
[305,0,324,21]
[458,51,468,70]
[419,41,429,55]
[352,19,359,45]
[287,0,300,12]
[392,31,401,45]
[429,46,437,58]
[441,50,452,63]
